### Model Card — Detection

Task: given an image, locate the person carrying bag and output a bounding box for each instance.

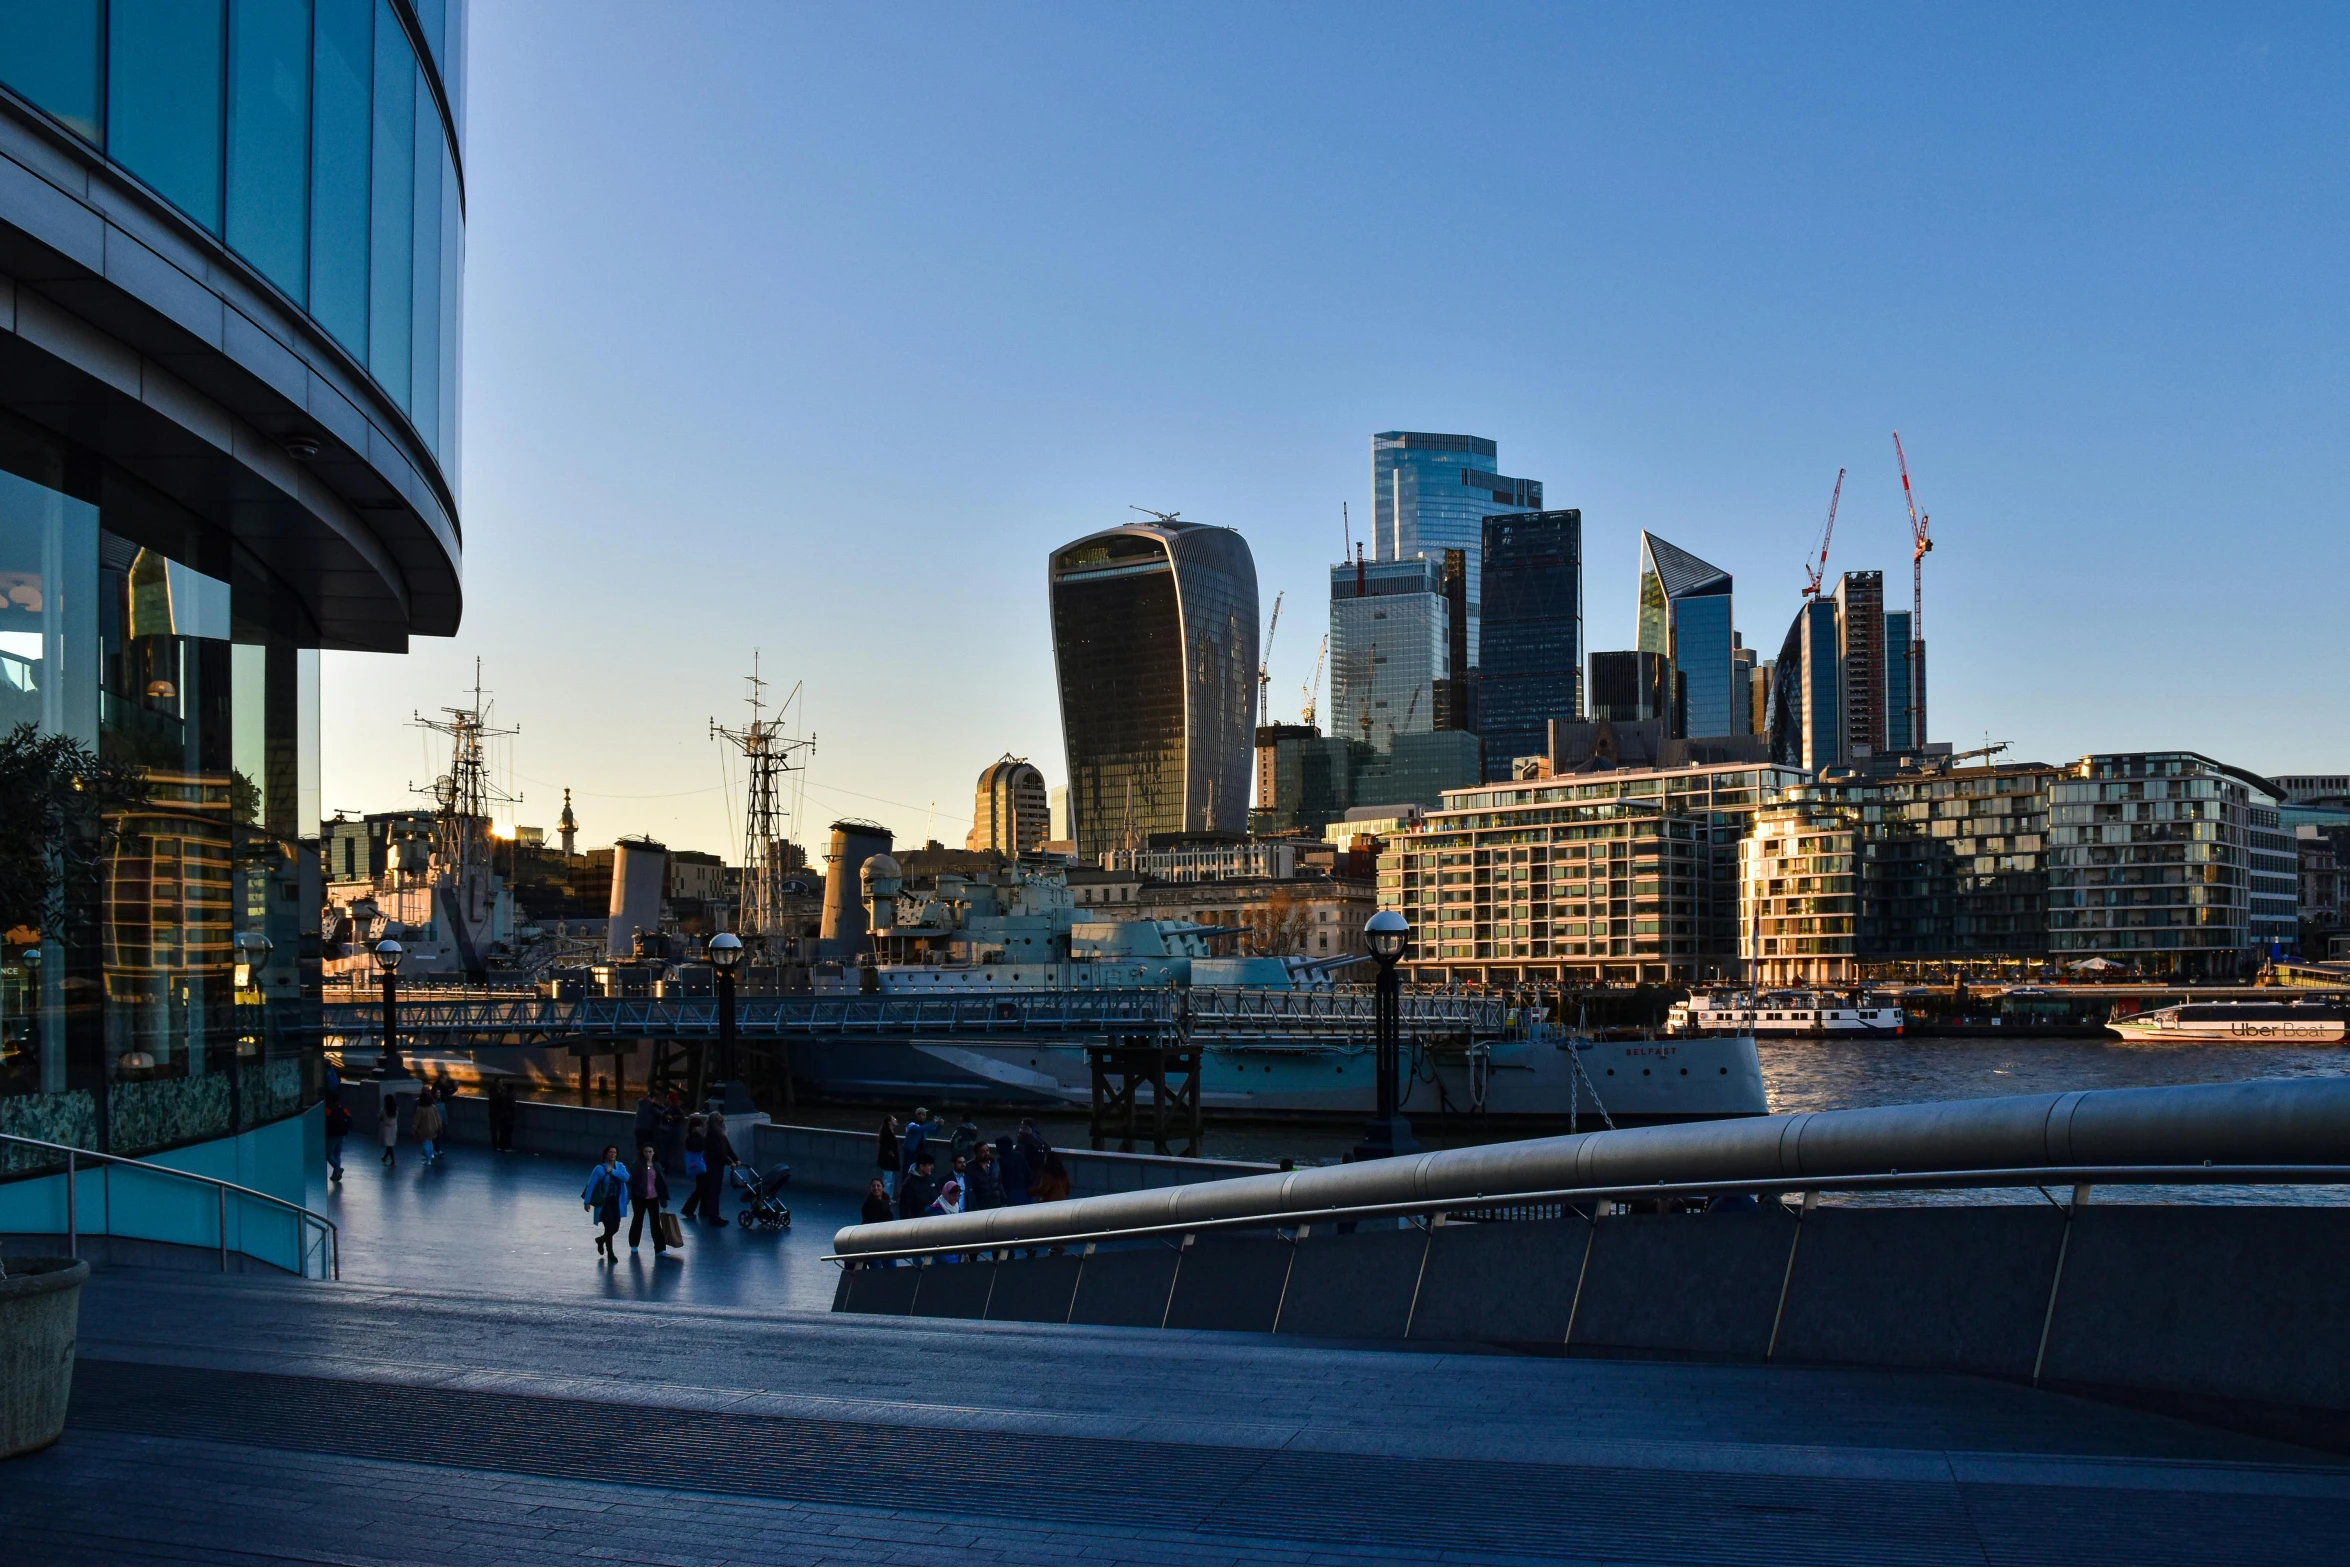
[627,1141,677,1256]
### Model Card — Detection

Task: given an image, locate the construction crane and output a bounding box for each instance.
[1256,591,1282,720]
[1893,431,1934,747]
[1301,633,1327,727]
[1801,468,1846,599]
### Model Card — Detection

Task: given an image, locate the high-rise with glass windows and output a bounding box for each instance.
[1834,570,1885,761]
[1883,610,1914,752]
[1329,555,1446,753]
[1371,432,1540,668]
[1051,520,1257,862]
[0,1,465,1239]
[1478,509,1582,781]
[1636,533,1734,739]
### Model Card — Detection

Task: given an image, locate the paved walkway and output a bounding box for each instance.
[5,1149,2349,1564]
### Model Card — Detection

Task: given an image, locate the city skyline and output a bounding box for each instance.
[320,4,2349,859]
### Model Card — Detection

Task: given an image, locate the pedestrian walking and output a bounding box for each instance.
[861,1177,893,1226]
[632,1091,663,1153]
[926,1178,962,1218]
[874,1115,901,1198]
[950,1111,981,1165]
[1033,1147,1072,1204]
[898,1152,938,1220]
[901,1106,939,1172]
[323,1094,351,1182]
[965,1143,1005,1211]
[581,1145,628,1261]
[410,1086,444,1165]
[627,1142,674,1255]
[701,1110,736,1228]
[379,1091,400,1167]
[657,1091,685,1171]
[487,1079,518,1152]
[994,1134,1029,1205]
[678,1115,710,1221]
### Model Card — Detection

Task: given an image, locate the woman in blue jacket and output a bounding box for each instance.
[581,1145,629,1261]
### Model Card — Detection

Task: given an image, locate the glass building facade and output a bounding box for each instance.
[1883,610,1914,752]
[1370,432,1540,669]
[2046,753,2254,977]
[1635,533,1733,740]
[1329,555,1446,754]
[1477,509,1582,782]
[0,4,464,1179]
[1768,599,1841,773]
[1051,521,1257,863]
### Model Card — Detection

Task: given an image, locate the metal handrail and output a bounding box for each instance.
[0,1131,339,1280]
[824,1162,2350,1265]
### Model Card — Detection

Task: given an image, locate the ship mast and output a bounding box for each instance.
[412,657,519,886]
[710,651,815,949]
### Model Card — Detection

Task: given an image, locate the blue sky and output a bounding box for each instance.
[324,3,2350,856]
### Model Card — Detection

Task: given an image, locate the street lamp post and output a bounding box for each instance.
[705,931,756,1115]
[1352,909,1419,1161]
[375,938,412,1081]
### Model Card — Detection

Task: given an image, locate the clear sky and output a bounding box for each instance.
[324,3,2350,858]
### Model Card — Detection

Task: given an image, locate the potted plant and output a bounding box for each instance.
[0,1253,89,1457]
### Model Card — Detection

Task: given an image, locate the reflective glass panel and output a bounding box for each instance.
[226,0,313,302]
[108,0,228,234]
[409,71,441,453]
[367,0,414,408]
[309,0,373,355]
[0,0,105,141]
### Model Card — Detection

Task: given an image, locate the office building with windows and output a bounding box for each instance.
[1834,571,1885,761]
[1768,599,1841,773]
[1329,554,1446,753]
[0,0,466,1255]
[2046,753,2261,977]
[966,755,1050,857]
[1051,519,1257,862]
[1636,533,1733,739]
[1370,432,1540,668]
[1588,650,1671,724]
[1381,762,1804,987]
[1883,609,1915,752]
[1477,509,1582,781]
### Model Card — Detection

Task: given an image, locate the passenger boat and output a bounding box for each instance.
[1668,989,1904,1038]
[2107,1001,2350,1044]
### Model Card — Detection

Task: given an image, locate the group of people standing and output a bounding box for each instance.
[320,1073,522,1180]
[864,1107,1072,1224]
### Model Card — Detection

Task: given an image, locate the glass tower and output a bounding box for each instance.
[1477,510,1583,780]
[1371,432,1541,668]
[1636,533,1734,739]
[1329,555,1447,754]
[1051,521,1257,862]
[1883,610,1914,751]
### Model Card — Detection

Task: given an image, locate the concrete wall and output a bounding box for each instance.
[837,1200,2350,1451]
[419,1091,1276,1199]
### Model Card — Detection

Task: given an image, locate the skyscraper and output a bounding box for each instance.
[1371,432,1541,667]
[1883,609,1914,752]
[1051,520,1257,861]
[1636,533,1735,739]
[1769,599,1842,773]
[1330,553,1448,753]
[1834,570,1886,761]
[1478,509,1583,780]
[1588,651,1672,723]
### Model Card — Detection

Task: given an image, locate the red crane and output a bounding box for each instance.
[1801,467,1846,599]
[1893,431,1932,630]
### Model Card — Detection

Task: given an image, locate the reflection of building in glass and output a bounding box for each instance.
[966,756,1050,856]
[0,4,466,1181]
[1051,520,1256,863]
[1834,571,1885,761]
[1636,533,1733,739]
[1769,599,1841,773]
[1383,762,1805,986]
[1329,555,1446,752]
[1479,510,1582,781]
[1371,432,1540,668]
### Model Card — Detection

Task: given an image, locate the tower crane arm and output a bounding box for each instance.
[1802,468,1844,599]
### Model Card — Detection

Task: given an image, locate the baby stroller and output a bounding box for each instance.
[728,1160,792,1229]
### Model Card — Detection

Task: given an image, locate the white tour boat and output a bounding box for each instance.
[1668,989,1904,1038]
[2107,1001,2350,1044]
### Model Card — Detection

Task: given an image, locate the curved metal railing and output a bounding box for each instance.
[0,1131,338,1280]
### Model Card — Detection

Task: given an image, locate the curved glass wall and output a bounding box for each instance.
[0,406,322,1164]
[0,0,466,479]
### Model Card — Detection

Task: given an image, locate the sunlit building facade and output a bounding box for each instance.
[2046,753,2256,977]
[1329,555,1446,753]
[1636,533,1733,740]
[1370,431,1540,668]
[0,2,466,1188]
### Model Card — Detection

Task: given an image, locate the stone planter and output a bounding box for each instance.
[0,1257,88,1458]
